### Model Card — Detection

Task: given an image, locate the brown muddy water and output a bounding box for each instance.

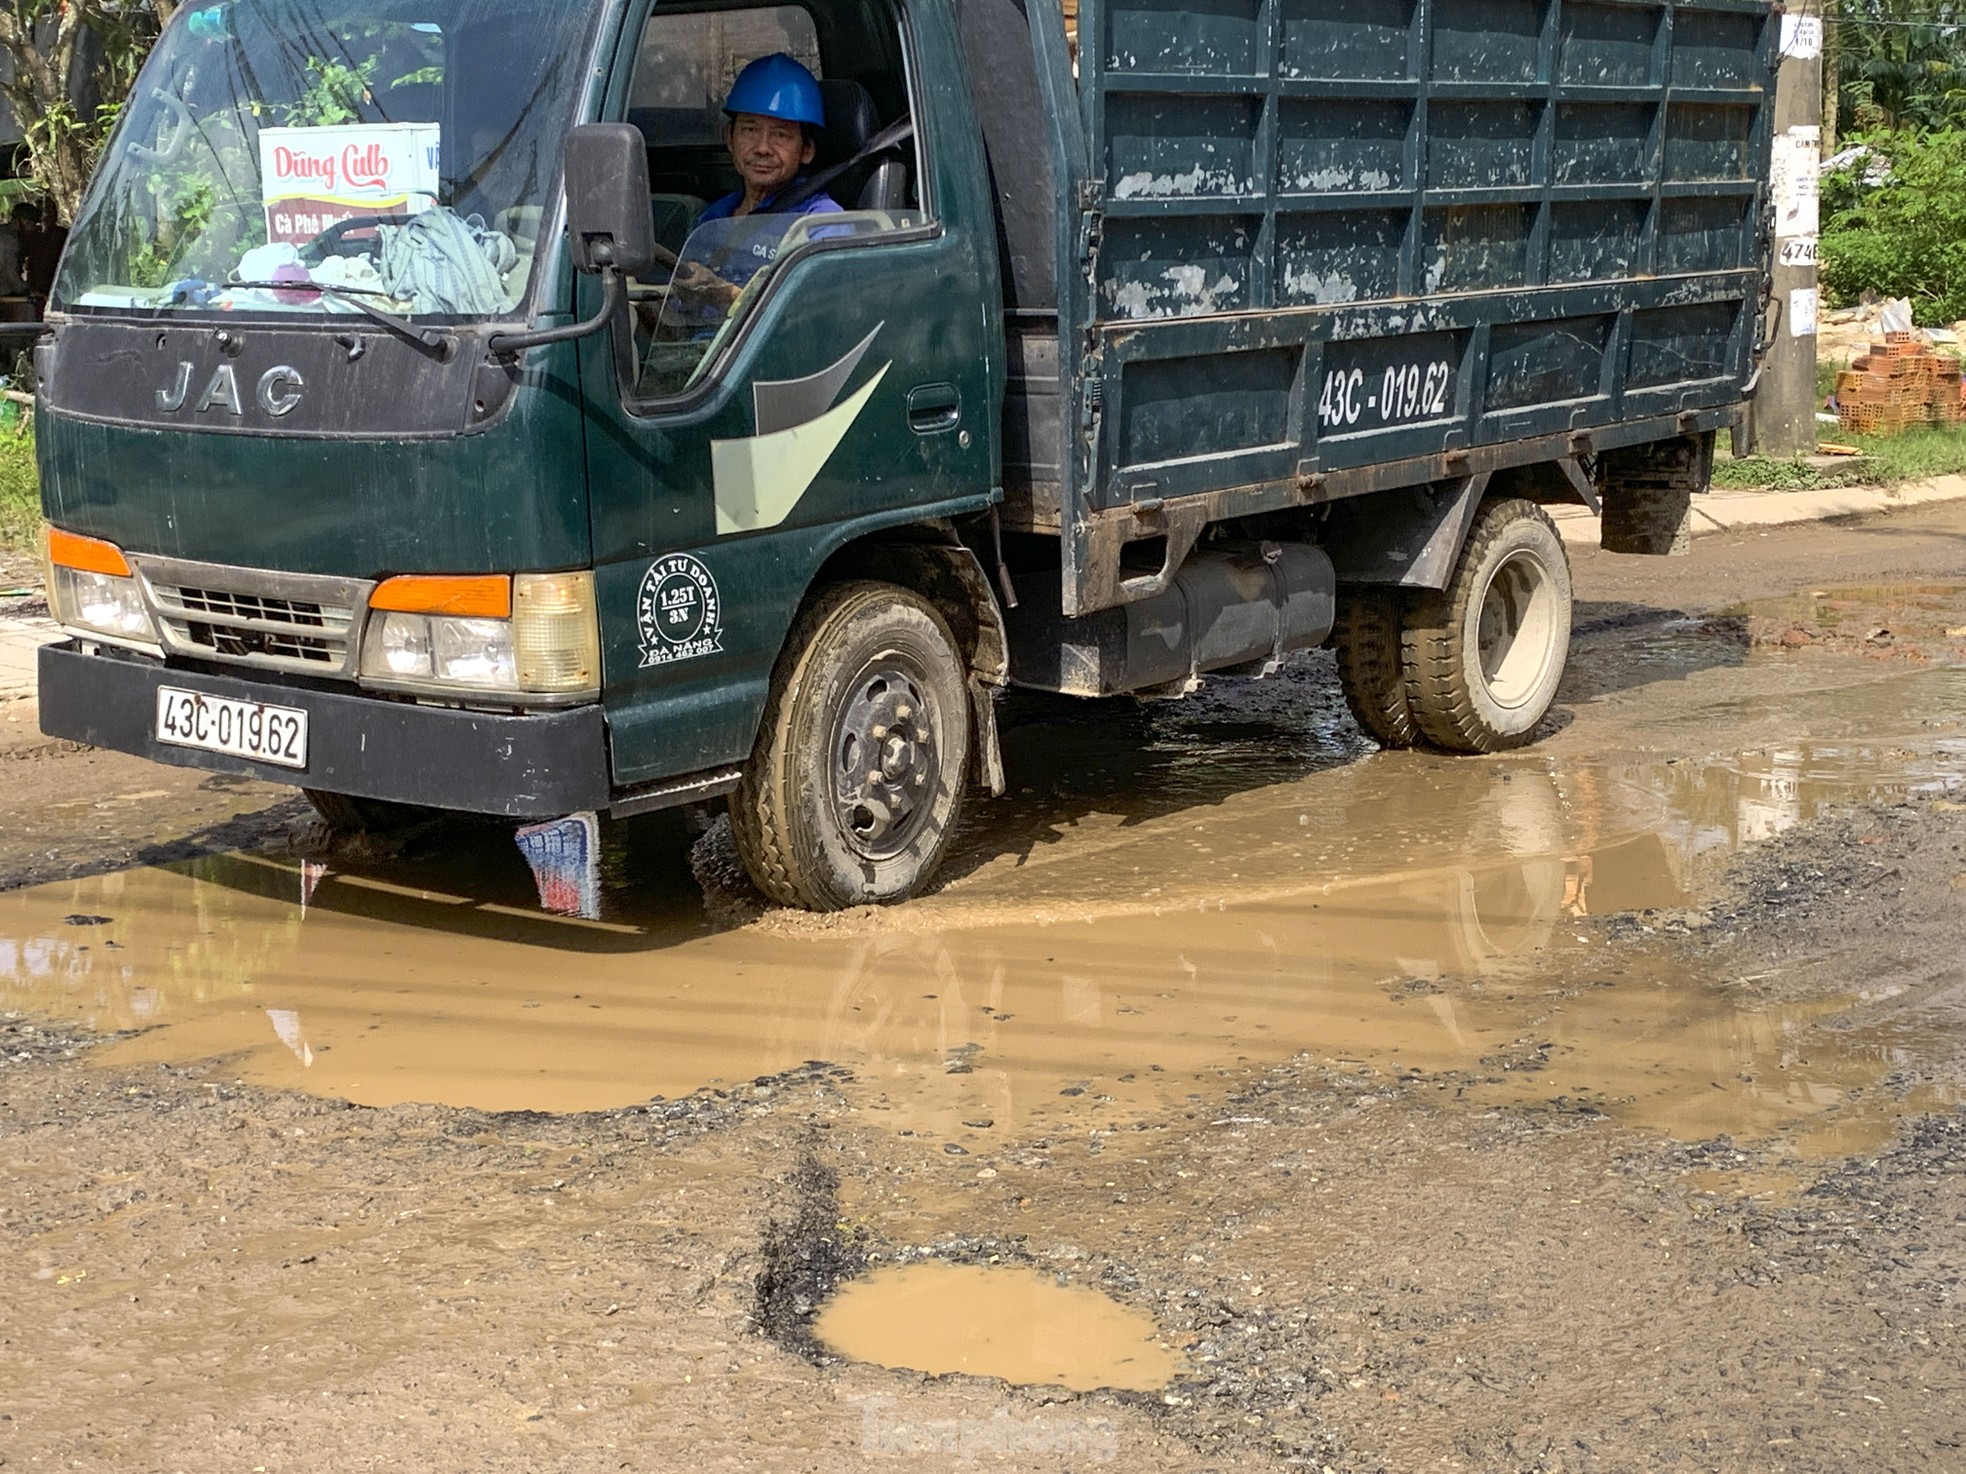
[812,1261,1182,1393]
[4,665,1963,1157]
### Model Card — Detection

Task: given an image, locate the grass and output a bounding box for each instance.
[0,423,37,553]
[1710,423,1966,493]
[1817,358,1840,405]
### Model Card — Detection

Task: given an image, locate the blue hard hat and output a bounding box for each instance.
[723,53,824,128]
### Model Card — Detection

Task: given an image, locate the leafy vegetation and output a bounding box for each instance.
[0,1,175,224]
[1815,7,1966,317]
[1712,455,1856,492]
[0,424,39,551]
[283,55,380,127]
[1821,128,1966,322]
[1827,0,1966,137]
[1712,425,1966,491]
[1844,423,1966,479]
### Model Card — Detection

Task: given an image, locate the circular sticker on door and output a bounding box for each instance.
[636,554,723,668]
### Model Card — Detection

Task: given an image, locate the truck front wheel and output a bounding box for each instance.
[1400,498,1571,753]
[730,581,970,910]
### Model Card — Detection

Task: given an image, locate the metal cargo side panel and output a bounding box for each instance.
[1063,0,1776,608]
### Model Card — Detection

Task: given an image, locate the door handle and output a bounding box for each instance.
[907,382,961,434]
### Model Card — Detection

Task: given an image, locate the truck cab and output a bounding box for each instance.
[35,0,1775,909]
[39,0,1006,904]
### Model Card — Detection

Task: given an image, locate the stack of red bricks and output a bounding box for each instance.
[1837,333,1966,436]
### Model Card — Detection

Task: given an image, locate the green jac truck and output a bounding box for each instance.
[34,0,1776,909]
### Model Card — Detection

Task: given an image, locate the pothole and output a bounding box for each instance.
[2,666,1964,1143]
[811,1260,1181,1393]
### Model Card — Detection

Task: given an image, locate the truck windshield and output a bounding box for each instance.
[54,0,596,320]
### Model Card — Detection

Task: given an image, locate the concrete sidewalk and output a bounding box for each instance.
[0,613,57,703]
[1553,472,1966,545]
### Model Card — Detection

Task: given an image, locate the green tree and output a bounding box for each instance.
[1828,1,1966,135]
[1820,127,1966,323]
[0,1,176,224]
[282,54,378,126]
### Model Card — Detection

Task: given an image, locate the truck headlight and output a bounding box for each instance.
[45,529,160,649]
[359,572,598,698]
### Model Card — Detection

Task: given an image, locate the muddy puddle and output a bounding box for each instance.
[813,1261,1180,1393]
[3,665,1964,1150]
[1734,580,1966,640]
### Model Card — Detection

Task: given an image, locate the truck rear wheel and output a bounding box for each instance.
[1401,498,1571,753]
[1332,588,1418,749]
[730,581,970,910]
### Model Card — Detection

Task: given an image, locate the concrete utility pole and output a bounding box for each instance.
[1751,7,1824,458]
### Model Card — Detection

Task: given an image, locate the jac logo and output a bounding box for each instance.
[156,362,306,417]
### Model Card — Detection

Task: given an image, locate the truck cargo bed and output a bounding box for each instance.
[995,0,1776,613]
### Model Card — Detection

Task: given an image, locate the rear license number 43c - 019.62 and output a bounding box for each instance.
[1317,358,1453,433]
[154,686,309,769]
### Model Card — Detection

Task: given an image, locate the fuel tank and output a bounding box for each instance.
[1006,542,1335,697]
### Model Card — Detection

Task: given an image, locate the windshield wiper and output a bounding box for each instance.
[222,280,457,356]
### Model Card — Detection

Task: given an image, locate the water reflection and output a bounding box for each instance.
[0,671,1961,1150]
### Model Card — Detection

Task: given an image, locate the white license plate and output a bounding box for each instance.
[155,686,309,769]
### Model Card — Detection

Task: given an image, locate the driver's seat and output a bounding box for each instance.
[815,79,909,211]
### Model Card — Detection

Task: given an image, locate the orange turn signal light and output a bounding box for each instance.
[45,527,133,578]
[369,574,513,619]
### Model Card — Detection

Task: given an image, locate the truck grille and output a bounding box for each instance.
[167,586,341,664]
[131,557,374,679]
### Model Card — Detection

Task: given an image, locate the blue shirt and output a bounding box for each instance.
[667,183,847,331]
[685,183,846,301]
[698,181,843,224]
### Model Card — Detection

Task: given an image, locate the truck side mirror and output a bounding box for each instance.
[488,125,653,355]
[563,123,654,278]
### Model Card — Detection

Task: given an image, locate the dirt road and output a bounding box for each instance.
[4,504,1966,1472]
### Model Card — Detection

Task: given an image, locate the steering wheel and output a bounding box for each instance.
[299,214,414,264]
[682,272,765,391]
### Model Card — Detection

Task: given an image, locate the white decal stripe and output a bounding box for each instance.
[711,362,891,536]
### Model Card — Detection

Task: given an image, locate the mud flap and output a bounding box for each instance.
[971,675,1006,797]
[1322,473,1490,590]
[514,812,602,919]
[1599,432,1711,556]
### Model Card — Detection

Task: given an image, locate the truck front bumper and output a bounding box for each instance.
[37,641,610,819]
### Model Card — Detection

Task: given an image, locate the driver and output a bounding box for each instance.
[665,54,843,319]
[701,54,843,225]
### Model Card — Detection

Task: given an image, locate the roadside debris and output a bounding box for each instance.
[514,812,601,919]
[1834,333,1964,436]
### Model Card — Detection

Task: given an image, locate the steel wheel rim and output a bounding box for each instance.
[830,652,942,861]
[1476,549,1559,711]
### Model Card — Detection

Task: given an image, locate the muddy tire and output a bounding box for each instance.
[302,790,436,833]
[1400,498,1572,753]
[1333,588,1418,749]
[729,581,970,910]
